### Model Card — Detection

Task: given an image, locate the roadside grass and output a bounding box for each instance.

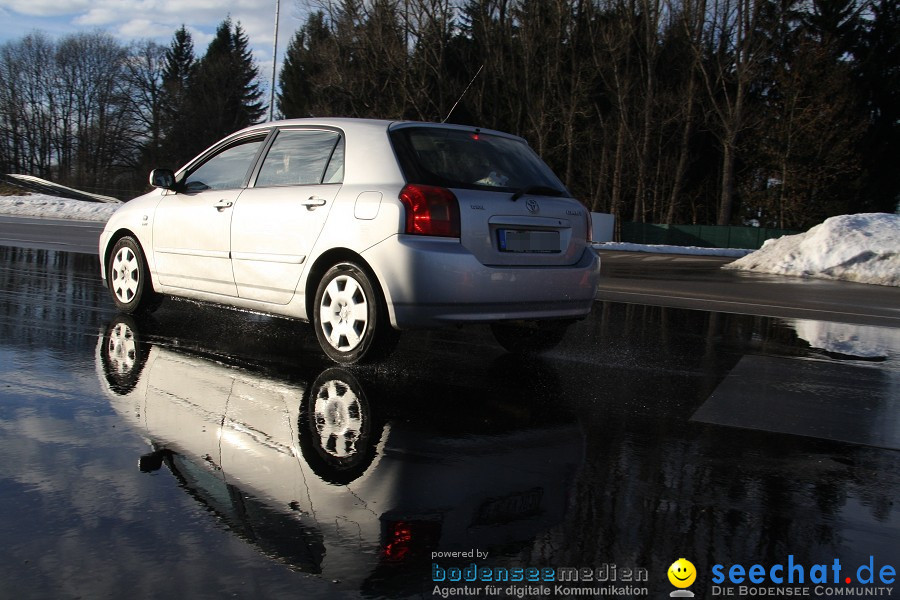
[0,182,29,196]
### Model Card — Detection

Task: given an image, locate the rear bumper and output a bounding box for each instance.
[362,235,601,329]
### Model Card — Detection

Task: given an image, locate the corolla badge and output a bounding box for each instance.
[526,198,540,214]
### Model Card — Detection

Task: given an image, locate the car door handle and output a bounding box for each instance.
[214,200,233,211]
[301,197,327,210]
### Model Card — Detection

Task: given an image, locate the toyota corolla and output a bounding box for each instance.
[99,118,600,363]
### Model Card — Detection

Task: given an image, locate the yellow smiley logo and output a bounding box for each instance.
[668,558,697,588]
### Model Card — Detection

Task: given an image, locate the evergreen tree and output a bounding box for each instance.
[163,26,195,98]
[855,0,900,213]
[803,0,860,58]
[278,11,331,118]
[160,25,198,168]
[191,18,265,149]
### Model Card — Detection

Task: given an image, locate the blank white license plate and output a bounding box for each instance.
[498,229,560,253]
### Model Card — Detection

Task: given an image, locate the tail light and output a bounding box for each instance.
[381,519,442,562]
[399,184,460,238]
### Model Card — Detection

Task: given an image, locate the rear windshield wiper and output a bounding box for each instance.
[510,185,565,201]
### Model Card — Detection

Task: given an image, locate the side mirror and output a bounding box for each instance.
[138,450,170,473]
[149,168,176,190]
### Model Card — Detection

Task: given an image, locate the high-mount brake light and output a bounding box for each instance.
[398,184,460,238]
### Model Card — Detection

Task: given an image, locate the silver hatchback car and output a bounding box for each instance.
[99,118,600,363]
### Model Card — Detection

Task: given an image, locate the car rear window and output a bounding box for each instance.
[389,127,569,195]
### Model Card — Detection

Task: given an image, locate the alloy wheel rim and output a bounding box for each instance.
[319,274,368,352]
[313,379,364,459]
[111,247,140,304]
[106,322,137,375]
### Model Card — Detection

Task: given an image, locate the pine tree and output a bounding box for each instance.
[160,25,198,167]
[278,11,331,118]
[855,0,900,214]
[163,26,195,96]
[191,18,265,149]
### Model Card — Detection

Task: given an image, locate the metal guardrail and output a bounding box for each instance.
[2,174,121,204]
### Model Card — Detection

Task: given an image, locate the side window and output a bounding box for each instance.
[255,129,342,187]
[323,137,344,184]
[184,136,266,192]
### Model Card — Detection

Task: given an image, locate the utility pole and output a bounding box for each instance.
[269,0,281,121]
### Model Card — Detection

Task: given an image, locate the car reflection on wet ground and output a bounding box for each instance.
[0,246,898,599]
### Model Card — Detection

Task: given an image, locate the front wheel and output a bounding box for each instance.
[313,262,399,364]
[100,315,149,395]
[491,320,573,356]
[107,236,161,314]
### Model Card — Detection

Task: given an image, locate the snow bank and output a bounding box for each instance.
[790,319,900,360]
[724,213,900,287]
[0,194,119,222]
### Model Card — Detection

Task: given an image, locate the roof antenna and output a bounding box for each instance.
[442,64,484,123]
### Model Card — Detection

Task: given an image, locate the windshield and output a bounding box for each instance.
[390,127,570,196]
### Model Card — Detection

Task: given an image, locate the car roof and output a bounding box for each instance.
[179,118,529,187]
[234,117,523,142]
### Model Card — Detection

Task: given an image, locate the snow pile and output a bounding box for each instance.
[790,319,900,360]
[0,194,120,222]
[724,213,900,287]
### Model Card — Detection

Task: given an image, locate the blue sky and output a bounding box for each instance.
[0,0,309,84]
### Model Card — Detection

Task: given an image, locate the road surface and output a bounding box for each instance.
[0,244,897,599]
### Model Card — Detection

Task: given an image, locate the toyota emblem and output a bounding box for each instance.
[526,198,540,213]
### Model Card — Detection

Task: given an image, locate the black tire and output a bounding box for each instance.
[313,262,399,364]
[107,236,161,314]
[491,320,573,356]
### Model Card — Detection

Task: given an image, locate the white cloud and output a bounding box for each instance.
[2,0,94,17]
[118,18,164,39]
[74,8,119,26]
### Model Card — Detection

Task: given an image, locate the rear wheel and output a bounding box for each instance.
[107,236,161,314]
[491,320,573,356]
[313,262,399,364]
[297,368,382,484]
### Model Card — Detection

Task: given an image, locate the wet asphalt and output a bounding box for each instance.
[0,245,898,600]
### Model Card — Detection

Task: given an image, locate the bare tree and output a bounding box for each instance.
[123,40,167,175]
[54,32,133,192]
[664,0,705,224]
[692,0,768,224]
[592,0,640,230]
[0,33,56,177]
[630,0,664,222]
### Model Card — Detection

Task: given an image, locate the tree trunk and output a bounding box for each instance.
[718,133,737,225]
[667,73,697,224]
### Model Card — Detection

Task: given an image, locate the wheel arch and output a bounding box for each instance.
[304,248,394,327]
[104,228,153,288]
